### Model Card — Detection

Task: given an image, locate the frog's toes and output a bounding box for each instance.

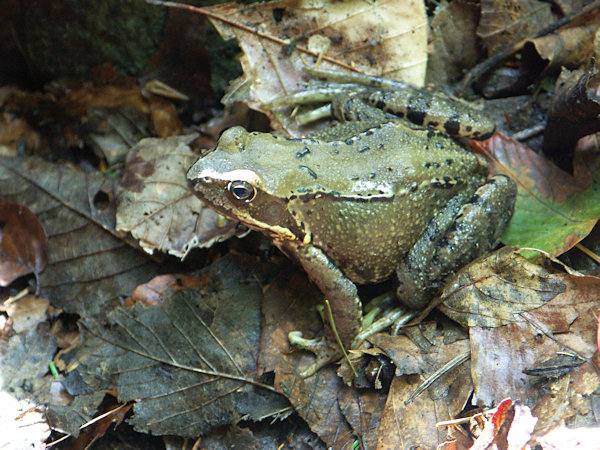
[288,331,342,377]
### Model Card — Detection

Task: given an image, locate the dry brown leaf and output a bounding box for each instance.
[438,247,566,328]
[463,251,600,431]
[0,156,159,321]
[258,267,356,447]
[337,387,387,449]
[206,0,427,130]
[376,359,472,448]
[523,23,599,74]
[116,135,240,257]
[1,294,49,333]
[478,0,553,56]
[427,1,480,85]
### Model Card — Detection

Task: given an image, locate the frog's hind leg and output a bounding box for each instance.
[396,175,517,309]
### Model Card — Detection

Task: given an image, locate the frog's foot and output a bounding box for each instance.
[288,331,343,378]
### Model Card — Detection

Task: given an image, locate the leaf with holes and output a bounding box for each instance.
[0,156,158,321]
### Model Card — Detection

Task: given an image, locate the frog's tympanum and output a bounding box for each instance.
[187,77,517,377]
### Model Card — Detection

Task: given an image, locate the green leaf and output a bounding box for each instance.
[473,133,600,255]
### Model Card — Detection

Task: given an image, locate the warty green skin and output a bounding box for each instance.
[187,123,488,282]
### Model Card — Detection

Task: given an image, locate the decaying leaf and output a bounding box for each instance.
[478,0,553,56]
[337,387,387,449]
[438,247,566,328]
[206,0,427,132]
[50,255,287,438]
[0,327,57,401]
[473,133,600,255]
[116,135,240,258]
[0,156,158,321]
[456,249,600,431]
[427,1,480,85]
[0,201,47,288]
[376,357,472,449]
[258,266,355,447]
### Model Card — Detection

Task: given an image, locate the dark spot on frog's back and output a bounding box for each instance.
[407,109,426,126]
[296,147,310,158]
[443,120,460,136]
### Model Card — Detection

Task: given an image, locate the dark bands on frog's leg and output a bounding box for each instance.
[362,89,496,140]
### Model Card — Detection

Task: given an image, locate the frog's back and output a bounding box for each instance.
[281,122,488,284]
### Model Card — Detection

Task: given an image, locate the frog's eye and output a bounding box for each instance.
[228,180,256,202]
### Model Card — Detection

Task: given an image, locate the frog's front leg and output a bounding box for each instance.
[396,175,517,309]
[279,241,362,377]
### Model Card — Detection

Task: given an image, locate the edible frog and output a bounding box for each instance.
[187,77,517,377]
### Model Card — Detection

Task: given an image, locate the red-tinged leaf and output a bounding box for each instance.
[472,132,600,255]
[470,400,537,449]
[0,201,47,287]
[491,398,514,435]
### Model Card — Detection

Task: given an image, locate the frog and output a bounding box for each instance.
[187,71,517,377]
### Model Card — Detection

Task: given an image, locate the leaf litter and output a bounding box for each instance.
[48,254,288,438]
[2,0,600,447]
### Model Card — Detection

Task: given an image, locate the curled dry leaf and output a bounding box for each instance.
[542,67,600,171]
[472,132,600,255]
[116,135,240,258]
[205,0,427,132]
[0,201,47,288]
[522,24,599,75]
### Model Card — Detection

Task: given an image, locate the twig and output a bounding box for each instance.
[145,0,362,73]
